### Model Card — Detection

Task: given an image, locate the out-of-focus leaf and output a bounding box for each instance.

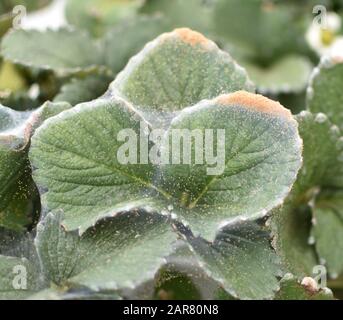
[102,15,169,74]
[307,57,343,130]
[1,29,103,76]
[54,74,112,106]
[66,0,144,37]
[242,55,313,94]
[312,190,343,278]
[213,0,309,63]
[140,0,216,34]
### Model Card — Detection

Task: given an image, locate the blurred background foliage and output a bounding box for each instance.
[2,0,343,114]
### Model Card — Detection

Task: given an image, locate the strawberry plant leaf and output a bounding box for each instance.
[183,220,281,300]
[102,15,169,74]
[0,102,71,231]
[213,0,309,63]
[54,74,112,106]
[294,111,343,192]
[66,0,144,37]
[1,29,104,76]
[29,97,166,232]
[35,211,178,291]
[312,190,343,278]
[140,0,215,34]
[270,203,318,277]
[307,57,343,130]
[162,91,302,240]
[270,111,343,276]
[110,28,255,112]
[242,55,313,95]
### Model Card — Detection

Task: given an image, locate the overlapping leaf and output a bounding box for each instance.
[30,29,302,244]
[110,28,255,112]
[35,211,178,291]
[161,91,302,240]
[30,97,166,232]
[183,220,281,300]
[270,111,343,276]
[54,74,112,106]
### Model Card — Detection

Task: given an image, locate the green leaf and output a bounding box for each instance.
[140,0,215,34]
[30,30,302,244]
[66,0,144,37]
[242,55,313,94]
[269,111,343,277]
[110,28,254,112]
[30,97,165,232]
[294,111,343,192]
[0,106,37,230]
[162,91,302,240]
[0,102,71,231]
[183,220,281,300]
[307,57,343,130]
[54,74,112,106]
[35,211,178,291]
[312,190,343,278]
[213,0,309,63]
[1,29,103,76]
[270,202,318,277]
[0,255,40,299]
[102,15,169,74]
